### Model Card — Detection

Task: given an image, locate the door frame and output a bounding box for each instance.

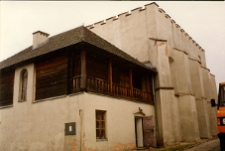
[134,116,144,147]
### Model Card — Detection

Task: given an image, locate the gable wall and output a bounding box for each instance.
[88,4,158,64]
[88,2,217,145]
[88,3,206,68]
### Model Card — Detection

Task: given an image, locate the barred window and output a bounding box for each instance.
[96,110,106,139]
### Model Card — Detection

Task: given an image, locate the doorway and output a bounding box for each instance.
[135,116,155,148]
[135,117,144,147]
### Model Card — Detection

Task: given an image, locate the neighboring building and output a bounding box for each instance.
[0,2,217,151]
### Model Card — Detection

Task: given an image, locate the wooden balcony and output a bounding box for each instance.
[72,76,153,104]
[86,76,110,94]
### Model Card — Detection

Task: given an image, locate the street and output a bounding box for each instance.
[185,139,221,151]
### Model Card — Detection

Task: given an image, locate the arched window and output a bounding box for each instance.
[19,69,28,101]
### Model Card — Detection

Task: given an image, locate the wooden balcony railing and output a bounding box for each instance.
[112,83,133,98]
[72,76,81,92]
[133,88,151,101]
[72,76,153,103]
[86,76,109,94]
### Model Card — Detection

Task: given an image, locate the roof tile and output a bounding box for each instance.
[0,26,156,72]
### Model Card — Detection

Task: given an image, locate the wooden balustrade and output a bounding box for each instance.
[72,76,81,91]
[86,76,109,94]
[133,88,150,102]
[112,84,132,98]
[71,76,152,103]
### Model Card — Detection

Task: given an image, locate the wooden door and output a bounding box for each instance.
[143,116,155,147]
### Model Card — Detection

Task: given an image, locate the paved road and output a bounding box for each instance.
[185,139,221,151]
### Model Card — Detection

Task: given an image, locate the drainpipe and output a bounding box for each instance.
[79,110,83,151]
[152,75,159,147]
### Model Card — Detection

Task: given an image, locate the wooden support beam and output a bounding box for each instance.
[145,74,150,93]
[108,60,112,93]
[67,55,73,94]
[129,68,133,97]
[145,74,150,101]
[80,50,86,90]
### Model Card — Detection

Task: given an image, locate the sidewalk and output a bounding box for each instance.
[147,137,219,151]
[184,139,220,151]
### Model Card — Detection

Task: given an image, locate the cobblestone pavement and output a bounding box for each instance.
[184,139,221,151]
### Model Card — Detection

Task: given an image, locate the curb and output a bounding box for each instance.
[179,137,218,151]
[148,137,218,151]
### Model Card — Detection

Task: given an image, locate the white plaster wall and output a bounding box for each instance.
[154,9,174,58]
[155,89,181,146]
[89,2,216,143]
[188,59,205,98]
[153,6,205,67]
[171,50,193,95]
[210,74,218,136]
[90,3,159,64]
[210,74,218,102]
[154,41,172,88]
[201,68,217,136]
[201,51,207,67]
[178,95,199,142]
[148,39,158,73]
[79,92,155,151]
[150,41,182,146]
[201,68,213,100]
[0,73,155,151]
[0,95,80,151]
[0,64,78,151]
[188,59,211,138]
[195,98,211,138]
[173,96,181,142]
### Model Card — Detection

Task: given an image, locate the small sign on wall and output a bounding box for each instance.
[65,122,76,135]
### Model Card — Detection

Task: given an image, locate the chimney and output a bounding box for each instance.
[32,31,49,49]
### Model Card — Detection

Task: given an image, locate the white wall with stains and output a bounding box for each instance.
[89,2,217,145]
[0,64,155,151]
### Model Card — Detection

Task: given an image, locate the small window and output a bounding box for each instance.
[96,110,106,140]
[19,69,28,101]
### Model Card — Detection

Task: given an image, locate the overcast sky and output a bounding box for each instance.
[1,1,225,89]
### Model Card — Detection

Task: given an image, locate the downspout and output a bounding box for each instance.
[79,110,83,151]
[152,75,159,147]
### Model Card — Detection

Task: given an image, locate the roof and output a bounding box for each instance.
[33,31,49,36]
[0,26,156,72]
